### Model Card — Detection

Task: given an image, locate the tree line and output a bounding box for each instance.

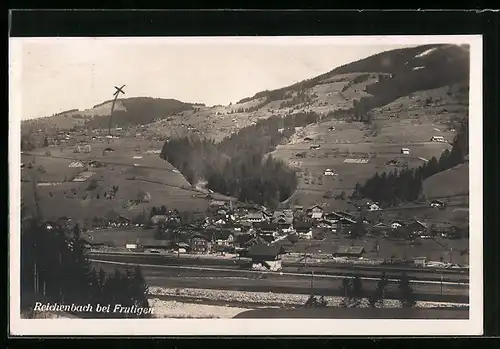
[21,220,151,318]
[161,111,321,208]
[355,121,468,206]
[338,272,416,308]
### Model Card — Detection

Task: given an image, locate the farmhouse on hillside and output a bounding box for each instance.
[430,199,445,208]
[323,168,336,176]
[189,233,212,254]
[430,136,445,142]
[413,257,427,267]
[245,244,287,271]
[212,230,234,247]
[72,171,95,182]
[150,215,168,225]
[74,143,91,153]
[307,205,324,220]
[209,199,227,207]
[235,234,268,250]
[390,220,405,229]
[294,221,313,239]
[332,246,365,258]
[245,211,266,223]
[273,212,294,232]
[68,160,85,168]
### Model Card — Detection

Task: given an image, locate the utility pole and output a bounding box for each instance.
[29,169,41,295]
[310,270,314,294]
[108,85,126,136]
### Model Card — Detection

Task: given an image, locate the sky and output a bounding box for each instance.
[9,37,423,120]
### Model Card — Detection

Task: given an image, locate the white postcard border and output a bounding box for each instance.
[9,35,483,336]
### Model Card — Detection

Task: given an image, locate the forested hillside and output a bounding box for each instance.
[355,121,469,206]
[86,97,198,128]
[161,111,322,208]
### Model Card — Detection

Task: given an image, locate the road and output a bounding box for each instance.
[91,259,469,304]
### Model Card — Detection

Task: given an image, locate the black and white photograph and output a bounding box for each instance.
[9,35,483,336]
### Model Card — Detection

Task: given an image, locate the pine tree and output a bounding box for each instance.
[130,266,151,318]
[398,272,416,308]
[65,224,92,305]
[351,275,363,307]
[89,268,103,317]
[340,278,353,307]
[368,272,388,308]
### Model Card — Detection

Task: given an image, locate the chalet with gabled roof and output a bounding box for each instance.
[212,230,234,246]
[189,232,212,253]
[306,205,324,219]
[245,211,266,223]
[244,244,287,271]
[333,245,365,258]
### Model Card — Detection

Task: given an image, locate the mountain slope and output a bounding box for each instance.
[21,97,198,132]
[423,161,469,201]
[147,44,469,142]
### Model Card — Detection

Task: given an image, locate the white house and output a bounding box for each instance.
[430,136,445,142]
[303,230,314,240]
[74,144,91,153]
[401,148,411,155]
[68,160,85,168]
[246,211,266,223]
[324,168,336,176]
[430,199,445,208]
[368,203,381,211]
[145,149,162,154]
[307,205,324,220]
[390,221,404,229]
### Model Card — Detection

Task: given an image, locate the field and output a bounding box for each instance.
[21,137,211,222]
[93,261,468,304]
[423,162,469,200]
[288,233,469,266]
[85,228,158,246]
[234,307,469,319]
[269,82,467,215]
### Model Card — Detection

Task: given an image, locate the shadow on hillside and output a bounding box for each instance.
[233,307,469,319]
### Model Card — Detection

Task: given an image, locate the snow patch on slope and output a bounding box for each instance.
[415,48,438,58]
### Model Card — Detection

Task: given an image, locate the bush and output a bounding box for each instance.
[87,180,98,191]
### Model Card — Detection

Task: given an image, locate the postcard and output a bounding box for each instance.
[9,35,483,336]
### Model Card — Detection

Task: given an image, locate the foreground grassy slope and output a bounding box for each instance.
[423,161,469,201]
[233,307,469,319]
[271,81,468,211]
[20,138,222,223]
[147,44,469,142]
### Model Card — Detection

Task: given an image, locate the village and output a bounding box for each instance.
[21,119,469,275]
[64,195,470,273]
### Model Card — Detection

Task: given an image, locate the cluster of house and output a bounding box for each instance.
[85,197,464,256]
[42,197,467,271]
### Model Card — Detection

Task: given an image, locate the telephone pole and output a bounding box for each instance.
[108,85,126,136]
